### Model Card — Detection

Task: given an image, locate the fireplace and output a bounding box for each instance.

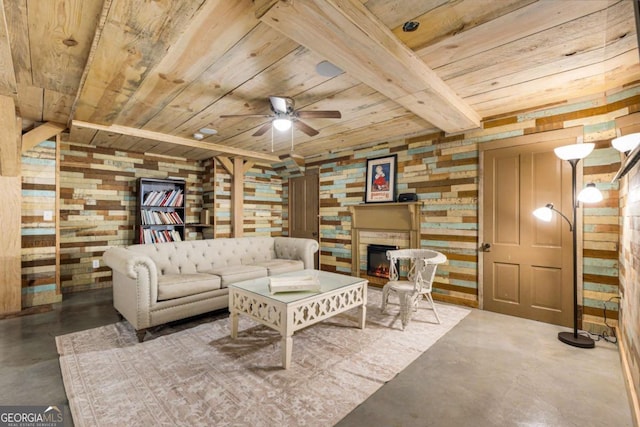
[367,244,399,278]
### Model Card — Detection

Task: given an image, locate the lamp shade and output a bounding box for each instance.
[533,205,553,222]
[553,143,595,160]
[273,118,292,131]
[611,132,640,153]
[577,183,603,203]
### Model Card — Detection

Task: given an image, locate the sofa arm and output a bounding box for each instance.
[274,237,319,269]
[103,247,158,284]
[103,247,159,330]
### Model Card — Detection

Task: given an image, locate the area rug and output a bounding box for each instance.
[56,289,470,427]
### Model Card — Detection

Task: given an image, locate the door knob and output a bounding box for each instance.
[480,243,491,252]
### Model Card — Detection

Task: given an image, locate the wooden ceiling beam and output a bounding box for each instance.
[255,0,481,134]
[21,121,66,153]
[216,156,255,175]
[216,156,234,175]
[72,120,279,163]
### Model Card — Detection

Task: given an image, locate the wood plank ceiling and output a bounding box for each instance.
[1,0,638,161]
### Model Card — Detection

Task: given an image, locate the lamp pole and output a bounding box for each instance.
[558,159,595,348]
[534,142,599,348]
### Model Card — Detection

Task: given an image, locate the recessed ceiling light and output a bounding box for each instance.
[193,133,204,140]
[199,127,217,135]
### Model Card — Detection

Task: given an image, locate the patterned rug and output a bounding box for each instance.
[56,289,469,427]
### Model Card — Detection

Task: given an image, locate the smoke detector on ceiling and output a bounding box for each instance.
[315,60,344,77]
[199,127,217,135]
[193,128,217,140]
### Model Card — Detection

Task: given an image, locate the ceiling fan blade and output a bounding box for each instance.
[220,114,272,118]
[296,110,342,119]
[295,120,319,137]
[269,96,293,114]
[252,122,272,136]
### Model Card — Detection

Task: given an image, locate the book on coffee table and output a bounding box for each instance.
[268,275,321,294]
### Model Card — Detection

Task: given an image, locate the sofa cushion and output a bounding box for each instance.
[203,265,267,287]
[251,259,305,275]
[127,239,252,276]
[157,274,221,301]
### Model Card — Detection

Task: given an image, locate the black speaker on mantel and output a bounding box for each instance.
[397,193,418,202]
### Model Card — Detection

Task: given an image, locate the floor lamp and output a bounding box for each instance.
[533,142,602,349]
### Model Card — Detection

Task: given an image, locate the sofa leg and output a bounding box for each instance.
[136,329,147,343]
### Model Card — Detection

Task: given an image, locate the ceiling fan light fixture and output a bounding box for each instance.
[273,118,292,132]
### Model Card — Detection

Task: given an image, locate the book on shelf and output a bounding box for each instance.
[142,189,183,207]
[174,192,183,207]
[141,210,184,225]
[166,189,182,206]
[141,228,182,244]
[268,275,321,294]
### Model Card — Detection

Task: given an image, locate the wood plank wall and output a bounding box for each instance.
[209,158,283,238]
[619,132,640,425]
[275,156,306,237]
[308,83,640,330]
[582,140,622,329]
[201,158,215,238]
[243,164,283,236]
[212,159,232,238]
[307,137,479,305]
[21,140,60,306]
[14,85,639,339]
[56,141,203,294]
[20,146,283,302]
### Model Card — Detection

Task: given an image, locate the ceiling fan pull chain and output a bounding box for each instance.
[291,125,294,152]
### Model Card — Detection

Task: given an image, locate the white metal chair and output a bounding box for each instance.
[381,249,447,329]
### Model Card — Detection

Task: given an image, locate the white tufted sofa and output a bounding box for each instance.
[103,237,319,341]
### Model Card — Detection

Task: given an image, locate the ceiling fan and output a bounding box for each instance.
[220,96,341,137]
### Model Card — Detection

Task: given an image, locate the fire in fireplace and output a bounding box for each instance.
[367,244,399,278]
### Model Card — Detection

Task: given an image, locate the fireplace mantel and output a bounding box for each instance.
[349,202,422,278]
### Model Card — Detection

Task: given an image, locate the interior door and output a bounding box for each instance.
[483,140,573,326]
[288,169,319,268]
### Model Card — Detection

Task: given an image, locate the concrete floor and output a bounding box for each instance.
[0,288,633,427]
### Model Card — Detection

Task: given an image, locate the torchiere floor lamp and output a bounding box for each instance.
[533,142,602,349]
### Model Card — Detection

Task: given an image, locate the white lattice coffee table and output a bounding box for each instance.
[229,269,368,369]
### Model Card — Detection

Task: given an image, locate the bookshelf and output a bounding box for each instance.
[136,178,186,244]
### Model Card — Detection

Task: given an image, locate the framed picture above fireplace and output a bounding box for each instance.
[365,154,397,203]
